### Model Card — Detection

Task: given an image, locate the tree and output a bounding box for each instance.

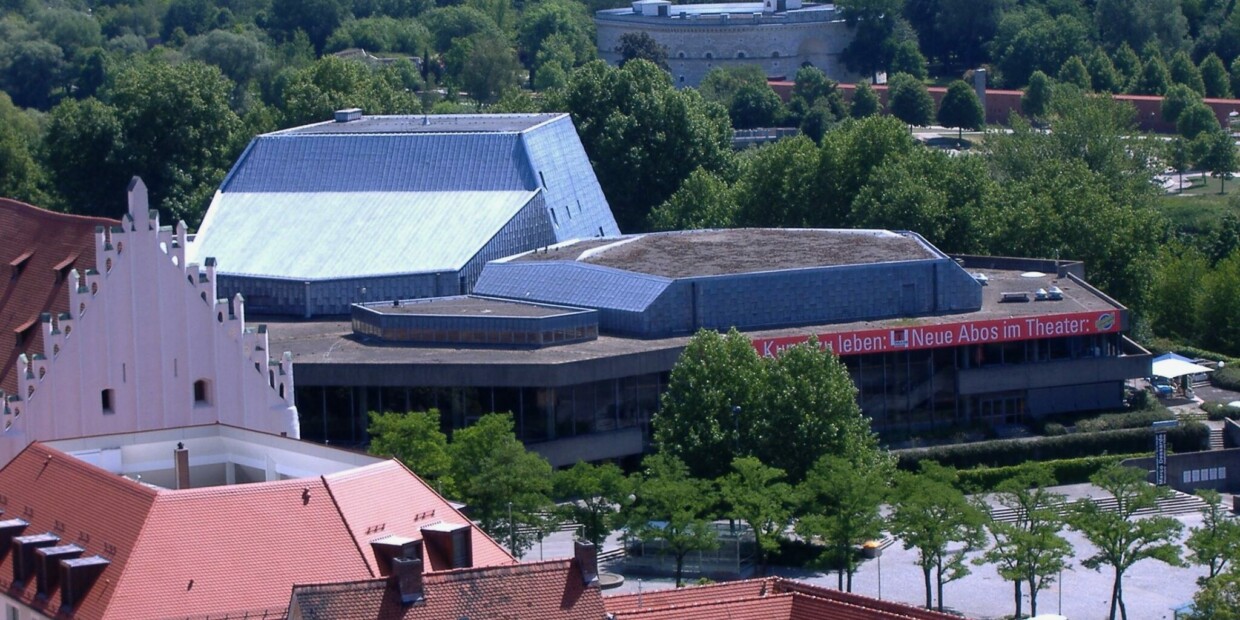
[1201,53,1232,99]
[1163,83,1203,125]
[785,66,847,130]
[325,16,432,55]
[552,461,629,549]
[1169,50,1206,96]
[718,457,791,574]
[162,0,219,40]
[40,97,127,216]
[0,39,64,110]
[931,0,1001,71]
[888,462,986,612]
[698,65,769,108]
[1087,47,1122,93]
[1196,128,1237,194]
[279,56,421,127]
[796,455,888,591]
[836,0,903,80]
[615,32,668,71]
[1135,55,1171,95]
[1113,42,1142,91]
[548,60,731,232]
[937,80,984,145]
[1231,56,1240,103]
[889,40,928,80]
[1068,464,1184,620]
[886,72,933,126]
[517,0,595,86]
[1021,70,1053,120]
[1190,565,1240,620]
[729,83,783,129]
[622,454,719,587]
[457,34,521,107]
[850,81,880,118]
[266,0,351,53]
[1198,252,1240,354]
[1057,55,1091,91]
[367,410,454,493]
[647,168,737,231]
[1179,102,1219,141]
[1185,489,1240,583]
[975,464,1072,618]
[449,413,554,558]
[185,30,274,88]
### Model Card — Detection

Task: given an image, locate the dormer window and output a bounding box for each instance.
[9,250,33,280]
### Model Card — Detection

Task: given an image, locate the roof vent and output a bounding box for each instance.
[59,555,110,613]
[12,532,59,586]
[1000,292,1030,303]
[36,544,83,596]
[1048,286,1064,300]
[334,108,363,123]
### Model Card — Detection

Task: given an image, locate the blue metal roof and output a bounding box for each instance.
[190,191,539,280]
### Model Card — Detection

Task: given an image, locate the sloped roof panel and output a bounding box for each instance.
[190,191,539,280]
[520,117,620,241]
[220,133,533,193]
[473,261,671,313]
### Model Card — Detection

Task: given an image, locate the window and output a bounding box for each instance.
[8,603,19,620]
[549,208,559,226]
[193,379,210,405]
[101,389,115,414]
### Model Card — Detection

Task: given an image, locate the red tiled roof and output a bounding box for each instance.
[0,443,514,619]
[0,199,117,394]
[605,578,971,620]
[322,460,515,573]
[288,557,607,620]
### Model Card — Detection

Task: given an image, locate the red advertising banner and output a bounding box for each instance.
[752,310,1122,358]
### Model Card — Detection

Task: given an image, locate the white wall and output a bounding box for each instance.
[0,178,299,465]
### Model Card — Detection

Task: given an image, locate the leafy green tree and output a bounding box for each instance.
[719,457,791,574]
[185,30,273,88]
[0,91,46,206]
[1057,55,1091,91]
[517,0,595,85]
[836,0,903,80]
[325,16,432,55]
[1147,243,1206,342]
[1113,43,1143,91]
[449,413,554,558]
[931,0,1001,71]
[35,8,102,59]
[1186,489,1240,582]
[552,461,629,549]
[280,56,421,127]
[812,115,918,227]
[1232,56,1240,102]
[1189,565,1240,620]
[457,33,521,107]
[0,39,64,109]
[729,83,783,129]
[266,0,351,52]
[937,79,984,144]
[1196,128,1237,194]
[548,60,731,232]
[1135,55,1171,95]
[975,464,1072,618]
[889,40,928,80]
[1094,0,1189,55]
[1163,83,1203,125]
[888,462,986,612]
[1179,102,1219,141]
[40,97,127,216]
[1163,135,1193,194]
[1021,70,1053,120]
[992,8,1090,88]
[1198,251,1240,354]
[423,6,502,54]
[796,455,888,591]
[622,453,719,587]
[732,135,820,226]
[1201,53,1232,98]
[1068,464,1184,620]
[162,0,219,40]
[786,66,846,130]
[615,31,668,71]
[647,168,737,231]
[698,65,768,108]
[887,72,933,126]
[367,410,454,493]
[1170,50,1206,95]
[850,81,880,118]
[105,60,245,225]
[1087,47,1122,93]
[530,33,576,91]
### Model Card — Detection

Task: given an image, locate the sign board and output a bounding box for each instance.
[752,310,1121,358]
[1154,431,1168,486]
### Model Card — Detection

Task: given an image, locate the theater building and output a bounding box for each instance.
[270,229,1150,466]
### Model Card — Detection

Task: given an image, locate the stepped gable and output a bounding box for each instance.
[0,199,117,394]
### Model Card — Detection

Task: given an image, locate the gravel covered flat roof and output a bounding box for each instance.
[513,229,939,278]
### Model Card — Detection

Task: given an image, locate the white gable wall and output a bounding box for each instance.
[0,178,298,465]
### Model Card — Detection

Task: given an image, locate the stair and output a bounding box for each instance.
[1209,427,1226,450]
[986,489,1208,524]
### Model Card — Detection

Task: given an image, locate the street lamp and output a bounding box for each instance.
[731,405,742,452]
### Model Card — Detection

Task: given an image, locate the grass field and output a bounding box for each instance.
[1156,175,1240,234]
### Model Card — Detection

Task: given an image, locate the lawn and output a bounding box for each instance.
[1157,176,1240,234]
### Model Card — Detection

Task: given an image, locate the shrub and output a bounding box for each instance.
[1144,339,1236,364]
[1202,401,1240,420]
[896,423,1209,470]
[957,454,1143,492]
[1043,422,1067,436]
[1075,408,1175,433]
[1211,365,1240,391]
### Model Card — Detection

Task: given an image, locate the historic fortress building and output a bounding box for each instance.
[595,0,863,87]
[0,179,299,466]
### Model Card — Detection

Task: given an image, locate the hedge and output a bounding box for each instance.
[1143,338,1237,364]
[1202,401,1240,421]
[1212,366,1240,391]
[895,422,1209,471]
[1074,408,1175,433]
[957,454,1144,492]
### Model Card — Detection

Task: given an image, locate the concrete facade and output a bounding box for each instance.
[0,178,299,467]
[596,2,863,87]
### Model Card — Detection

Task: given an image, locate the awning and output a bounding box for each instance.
[1152,353,1214,379]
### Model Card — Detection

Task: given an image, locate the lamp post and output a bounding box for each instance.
[731,405,742,452]
[508,501,516,556]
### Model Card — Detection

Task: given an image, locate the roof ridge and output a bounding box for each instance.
[606,576,776,601]
[613,591,794,616]
[424,557,573,581]
[0,197,120,226]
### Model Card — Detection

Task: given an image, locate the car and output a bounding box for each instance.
[1150,376,1175,397]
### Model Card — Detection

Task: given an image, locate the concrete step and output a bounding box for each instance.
[1209,429,1225,450]
[987,489,1207,523]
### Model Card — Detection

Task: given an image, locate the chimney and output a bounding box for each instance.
[12,533,59,585]
[370,536,422,576]
[420,523,472,569]
[391,556,425,604]
[574,540,599,586]
[334,108,363,123]
[35,544,83,596]
[59,555,110,613]
[174,442,190,490]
